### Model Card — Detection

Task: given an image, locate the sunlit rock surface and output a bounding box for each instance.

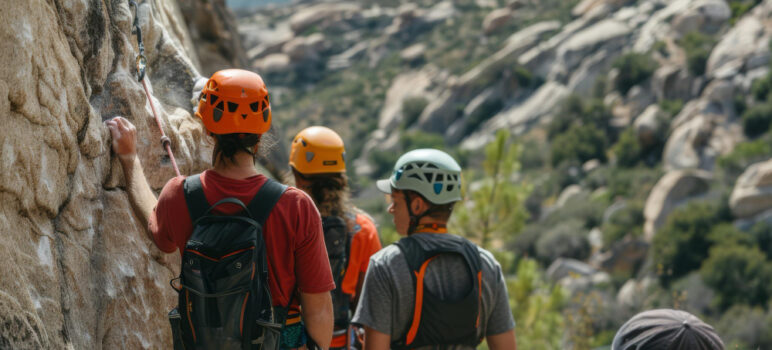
[0,0,222,348]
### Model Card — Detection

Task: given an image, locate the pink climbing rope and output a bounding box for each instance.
[130,0,181,177]
[142,78,181,177]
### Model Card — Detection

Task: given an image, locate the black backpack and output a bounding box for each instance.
[168,174,287,350]
[321,215,354,331]
[391,234,484,349]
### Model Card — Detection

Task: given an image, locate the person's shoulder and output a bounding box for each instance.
[274,184,316,209]
[352,207,377,226]
[473,244,506,276]
[369,244,402,266]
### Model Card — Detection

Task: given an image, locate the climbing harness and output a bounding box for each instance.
[129,0,181,177]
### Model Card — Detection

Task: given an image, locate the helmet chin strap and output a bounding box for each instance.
[404,191,442,236]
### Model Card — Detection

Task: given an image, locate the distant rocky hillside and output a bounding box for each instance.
[236,1,772,346]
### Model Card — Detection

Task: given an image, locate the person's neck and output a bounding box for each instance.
[212,153,259,180]
[413,217,448,233]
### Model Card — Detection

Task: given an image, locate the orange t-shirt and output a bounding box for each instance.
[149,170,336,308]
[331,212,382,348]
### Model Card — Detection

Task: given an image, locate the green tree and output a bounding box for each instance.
[451,130,530,249]
[508,258,566,350]
[651,201,730,284]
[678,32,717,76]
[700,244,772,310]
[612,53,656,95]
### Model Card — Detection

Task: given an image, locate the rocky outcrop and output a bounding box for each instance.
[706,2,772,78]
[644,170,712,240]
[670,0,731,36]
[0,0,221,348]
[483,8,513,35]
[178,0,248,76]
[288,2,362,35]
[730,159,772,219]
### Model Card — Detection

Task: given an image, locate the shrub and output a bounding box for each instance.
[700,244,772,309]
[715,304,772,349]
[750,221,772,257]
[658,99,684,117]
[465,98,503,132]
[551,124,607,166]
[612,53,657,95]
[751,73,771,101]
[508,258,566,350]
[401,97,429,129]
[548,96,613,139]
[611,128,642,167]
[535,219,591,263]
[717,136,772,177]
[651,200,730,284]
[678,32,717,76]
[601,201,644,246]
[729,0,764,25]
[741,103,772,137]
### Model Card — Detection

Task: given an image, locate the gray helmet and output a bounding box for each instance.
[376,149,462,204]
[612,309,725,350]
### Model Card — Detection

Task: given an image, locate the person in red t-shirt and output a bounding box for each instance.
[106,69,334,349]
[288,126,382,349]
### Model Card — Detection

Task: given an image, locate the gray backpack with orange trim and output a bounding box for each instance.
[168,174,287,350]
[391,234,484,349]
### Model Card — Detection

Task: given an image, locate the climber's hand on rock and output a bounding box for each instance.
[107,116,138,163]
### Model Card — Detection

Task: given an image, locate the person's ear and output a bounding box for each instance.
[410,195,427,215]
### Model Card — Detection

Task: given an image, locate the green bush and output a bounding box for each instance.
[651,200,731,284]
[508,258,566,350]
[612,53,657,95]
[601,201,644,246]
[750,221,772,257]
[465,98,503,132]
[551,125,608,166]
[611,128,642,167]
[717,136,772,177]
[741,103,772,137]
[729,0,764,25]
[536,219,591,263]
[549,96,614,139]
[751,73,771,101]
[678,32,717,76]
[716,304,772,349]
[658,99,684,117]
[401,97,429,129]
[700,244,772,309]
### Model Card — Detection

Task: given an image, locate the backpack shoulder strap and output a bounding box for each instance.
[183,174,208,223]
[246,178,288,226]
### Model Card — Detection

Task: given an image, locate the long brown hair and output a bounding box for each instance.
[292,169,355,230]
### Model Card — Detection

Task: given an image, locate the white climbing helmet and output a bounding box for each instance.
[376,149,462,204]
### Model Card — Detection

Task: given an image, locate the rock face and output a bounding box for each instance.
[483,8,513,35]
[644,170,712,240]
[178,0,248,76]
[730,159,772,219]
[0,1,219,348]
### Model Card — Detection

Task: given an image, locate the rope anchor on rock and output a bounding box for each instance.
[128,0,181,177]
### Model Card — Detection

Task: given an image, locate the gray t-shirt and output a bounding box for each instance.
[352,233,515,349]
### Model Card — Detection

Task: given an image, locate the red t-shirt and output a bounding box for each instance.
[149,170,335,307]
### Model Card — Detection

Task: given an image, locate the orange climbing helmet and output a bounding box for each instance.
[195,69,272,135]
[289,126,347,174]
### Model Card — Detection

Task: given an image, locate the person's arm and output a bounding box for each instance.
[106,116,157,242]
[363,327,390,350]
[299,291,333,349]
[486,330,516,350]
